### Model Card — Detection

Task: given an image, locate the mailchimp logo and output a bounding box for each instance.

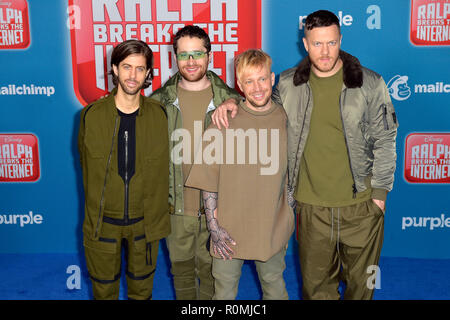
[0,0,31,49]
[68,0,262,106]
[387,75,411,101]
[388,74,450,101]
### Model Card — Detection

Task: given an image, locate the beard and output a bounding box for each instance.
[178,64,208,83]
[311,55,340,74]
[246,94,271,109]
[118,78,144,96]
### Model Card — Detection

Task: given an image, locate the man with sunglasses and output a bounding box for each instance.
[151,25,240,300]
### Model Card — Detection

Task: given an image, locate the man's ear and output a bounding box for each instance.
[271,72,275,86]
[302,37,309,53]
[112,64,118,77]
[237,79,243,92]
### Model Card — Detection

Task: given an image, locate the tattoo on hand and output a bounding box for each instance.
[202,191,235,260]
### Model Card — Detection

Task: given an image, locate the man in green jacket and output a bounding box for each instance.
[211,10,398,300]
[150,25,240,300]
[78,40,169,300]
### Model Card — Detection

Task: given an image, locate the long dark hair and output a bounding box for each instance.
[110,39,154,88]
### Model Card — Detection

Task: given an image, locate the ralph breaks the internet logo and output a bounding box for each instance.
[0,134,40,182]
[404,133,450,183]
[68,0,262,106]
[0,0,31,49]
[410,0,450,46]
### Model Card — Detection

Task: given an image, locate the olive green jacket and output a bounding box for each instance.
[78,88,170,241]
[274,51,398,201]
[150,71,241,215]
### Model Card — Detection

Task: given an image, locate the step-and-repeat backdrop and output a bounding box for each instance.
[0,0,449,259]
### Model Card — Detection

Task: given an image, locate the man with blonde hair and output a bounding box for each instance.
[186,49,294,300]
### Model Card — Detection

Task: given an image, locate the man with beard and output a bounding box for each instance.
[150,25,240,300]
[78,40,169,299]
[186,49,294,300]
[211,10,399,300]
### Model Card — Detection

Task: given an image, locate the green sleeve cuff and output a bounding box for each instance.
[234,96,243,104]
[371,188,388,201]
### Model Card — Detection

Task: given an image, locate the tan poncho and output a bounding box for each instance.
[186,100,294,261]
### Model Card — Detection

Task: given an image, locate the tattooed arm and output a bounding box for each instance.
[202,191,236,260]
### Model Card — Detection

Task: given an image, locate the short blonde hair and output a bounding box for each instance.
[235,49,272,81]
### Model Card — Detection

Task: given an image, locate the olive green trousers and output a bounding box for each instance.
[212,247,289,300]
[84,220,159,300]
[166,214,214,300]
[297,199,384,300]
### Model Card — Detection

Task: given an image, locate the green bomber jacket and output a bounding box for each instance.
[78,88,170,241]
[274,50,399,201]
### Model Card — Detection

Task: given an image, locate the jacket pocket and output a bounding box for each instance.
[84,236,117,254]
[381,103,399,131]
[83,236,119,281]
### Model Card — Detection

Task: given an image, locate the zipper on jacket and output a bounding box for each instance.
[173,110,179,213]
[352,183,357,199]
[339,89,358,199]
[124,130,129,224]
[382,104,389,130]
[392,111,397,125]
[95,116,119,238]
[293,84,311,189]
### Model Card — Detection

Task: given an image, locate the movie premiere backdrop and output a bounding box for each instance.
[0,0,449,262]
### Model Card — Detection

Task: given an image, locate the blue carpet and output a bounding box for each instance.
[0,242,449,300]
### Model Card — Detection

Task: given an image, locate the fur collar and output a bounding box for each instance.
[293,50,363,88]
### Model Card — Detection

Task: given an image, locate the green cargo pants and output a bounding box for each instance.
[166,214,214,300]
[297,199,384,300]
[212,247,289,300]
[84,219,159,300]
